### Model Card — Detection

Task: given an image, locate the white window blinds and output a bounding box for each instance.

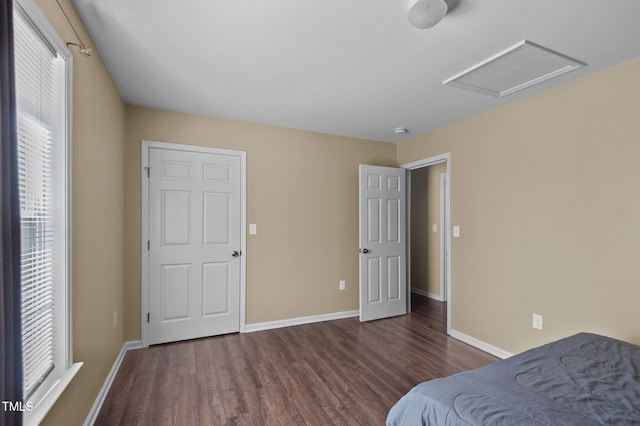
[14,5,64,399]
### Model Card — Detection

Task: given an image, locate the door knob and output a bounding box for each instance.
[361,248,369,254]
[232,251,241,257]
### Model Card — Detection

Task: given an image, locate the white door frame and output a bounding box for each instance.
[141,140,247,347]
[439,172,447,302]
[402,153,452,334]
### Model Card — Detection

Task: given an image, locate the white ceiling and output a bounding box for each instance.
[72,0,640,142]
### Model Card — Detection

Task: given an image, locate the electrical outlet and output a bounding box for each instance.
[113,310,118,328]
[532,313,543,330]
[339,280,346,291]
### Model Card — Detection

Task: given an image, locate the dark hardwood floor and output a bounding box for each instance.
[95,295,498,425]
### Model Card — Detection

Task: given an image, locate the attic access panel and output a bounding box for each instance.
[443,40,586,98]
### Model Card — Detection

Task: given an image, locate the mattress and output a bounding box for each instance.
[387,333,640,425]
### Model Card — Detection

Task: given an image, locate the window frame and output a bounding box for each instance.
[13,0,82,424]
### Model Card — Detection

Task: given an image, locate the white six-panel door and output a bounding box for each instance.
[146,146,242,345]
[359,165,407,321]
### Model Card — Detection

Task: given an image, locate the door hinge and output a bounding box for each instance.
[147,313,150,323]
[144,166,150,178]
[147,240,150,250]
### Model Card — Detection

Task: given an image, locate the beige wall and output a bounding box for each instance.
[34,0,126,425]
[124,107,396,340]
[410,163,446,297]
[398,57,640,354]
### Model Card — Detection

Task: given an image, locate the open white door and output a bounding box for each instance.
[359,165,407,321]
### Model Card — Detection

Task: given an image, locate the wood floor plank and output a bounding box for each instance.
[114,345,161,425]
[96,295,498,425]
[147,344,178,425]
[194,338,225,425]
[173,374,200,425]
[175,340,196,378]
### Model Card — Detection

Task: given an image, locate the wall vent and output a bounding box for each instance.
[443,40,585,97]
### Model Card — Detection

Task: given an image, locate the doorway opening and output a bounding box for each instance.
[403,153,451,334]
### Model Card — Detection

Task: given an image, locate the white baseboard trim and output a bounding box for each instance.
[244,310,359,333]
[411,287,445,302]
[84,340,142,426]
[448,329,513,360]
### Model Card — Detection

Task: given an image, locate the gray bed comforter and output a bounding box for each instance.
[387,333,640,425]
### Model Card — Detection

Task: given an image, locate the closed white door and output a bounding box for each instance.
[147,147,242,345]
[359,165,407,321]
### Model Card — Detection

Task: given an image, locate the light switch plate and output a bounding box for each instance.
[453,226,460,238]
[249,224,257,235]
[432,224,438,233]
[532,313,543,330]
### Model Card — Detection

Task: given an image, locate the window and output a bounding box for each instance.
[13,0,81,423]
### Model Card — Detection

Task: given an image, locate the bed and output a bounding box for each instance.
[387,333,640,425]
